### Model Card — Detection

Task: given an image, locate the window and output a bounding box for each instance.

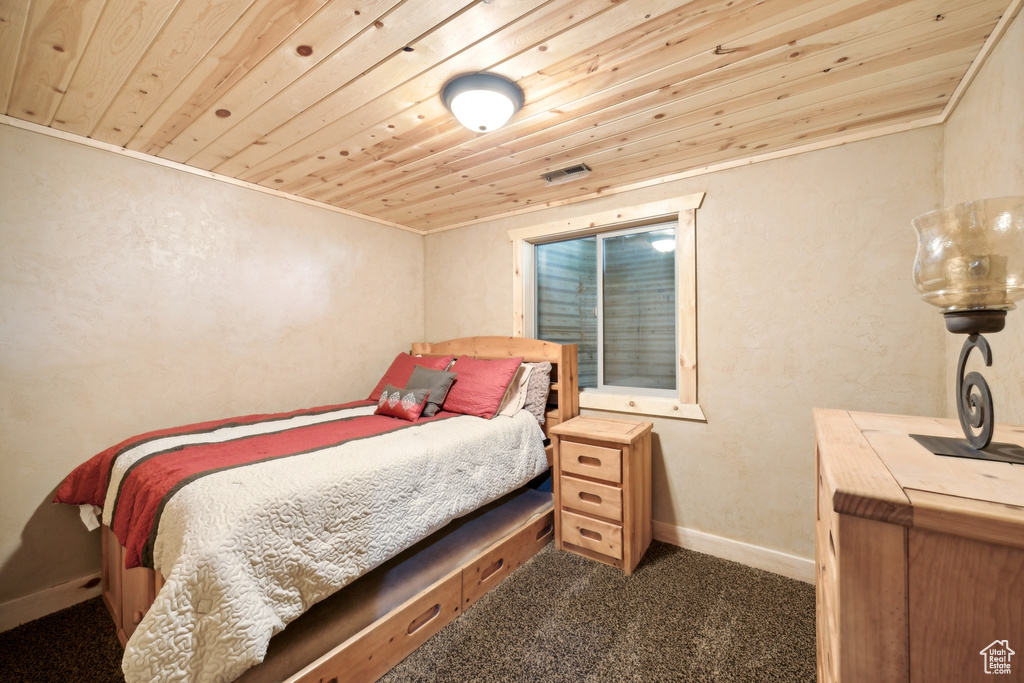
[536,223,677,395]
[510,194,704,420]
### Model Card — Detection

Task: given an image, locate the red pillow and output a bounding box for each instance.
[442,356,524,419]
[375,384,431,421]
[368,353,453,401]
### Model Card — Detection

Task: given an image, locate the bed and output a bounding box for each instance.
[54,336,579,682]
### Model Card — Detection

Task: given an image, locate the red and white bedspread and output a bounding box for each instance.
[54,401,548,682]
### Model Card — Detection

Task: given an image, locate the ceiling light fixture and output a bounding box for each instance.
[442,73,524,133]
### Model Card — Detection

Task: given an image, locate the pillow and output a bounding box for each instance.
[405,366,458,417]
[523,361,552,424]
[497,364,533,417]
[368,353,454,401]
[374,384,431,421]
[442,356,523,419]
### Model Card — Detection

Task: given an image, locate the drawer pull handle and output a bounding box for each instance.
[828,529,836,558]
[407,603,441,635]
[480,558,504,582]
[578,455,602,467]
[579,492,602,505]
[536,523,553,541]
[579,528,602,542]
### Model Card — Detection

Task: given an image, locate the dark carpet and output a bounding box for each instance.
[0,542,815,682]
[0,594,123,683]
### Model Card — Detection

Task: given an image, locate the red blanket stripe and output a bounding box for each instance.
[114,412,454,569]
[52,401,373,508]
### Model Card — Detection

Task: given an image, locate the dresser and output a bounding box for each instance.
[549,415,653,575]
[814,409,1024,683]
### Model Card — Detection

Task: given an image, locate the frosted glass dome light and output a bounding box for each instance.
[443,73,524,133]
[651,238,676,253]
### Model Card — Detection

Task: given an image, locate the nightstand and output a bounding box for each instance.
[549,415,653,575]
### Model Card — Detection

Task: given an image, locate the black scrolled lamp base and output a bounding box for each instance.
[910,310,1024,465]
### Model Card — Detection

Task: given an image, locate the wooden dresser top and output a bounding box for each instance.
[814,409,1024,549]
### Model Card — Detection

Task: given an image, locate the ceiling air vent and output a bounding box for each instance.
[541,163,592,185]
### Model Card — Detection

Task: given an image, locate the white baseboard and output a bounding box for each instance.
[0,572,102,633]
[653,521,815,584]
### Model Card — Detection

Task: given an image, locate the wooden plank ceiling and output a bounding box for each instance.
[1,0,1016,232]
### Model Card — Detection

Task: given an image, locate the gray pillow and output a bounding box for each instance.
[405,366,458,417]
[523,362,552,424]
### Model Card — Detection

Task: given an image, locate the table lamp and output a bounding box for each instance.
[910,196,1024,463]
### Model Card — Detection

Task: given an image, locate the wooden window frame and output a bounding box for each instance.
[509,193,705,421]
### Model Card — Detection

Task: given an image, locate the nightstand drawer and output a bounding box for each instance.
[560,476,622,522]
[559,441,621,483]
[561,510,623,560]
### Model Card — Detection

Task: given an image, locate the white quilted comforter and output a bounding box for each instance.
[103,405,547,682]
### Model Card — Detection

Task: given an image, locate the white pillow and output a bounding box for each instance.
[497,364,533,417]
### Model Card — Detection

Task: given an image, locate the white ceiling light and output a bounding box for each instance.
[442,73,524,133]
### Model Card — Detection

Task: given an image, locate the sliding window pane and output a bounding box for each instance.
[536,238,597,388]
[602,229,676,390]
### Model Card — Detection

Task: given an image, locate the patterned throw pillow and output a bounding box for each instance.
[374,384,431,421]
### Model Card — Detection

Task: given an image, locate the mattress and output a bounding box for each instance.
[56,402,548,682]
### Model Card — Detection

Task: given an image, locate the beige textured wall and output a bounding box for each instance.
[0,125,424,602]
[942,11,1024,425]
[425,128,946,559]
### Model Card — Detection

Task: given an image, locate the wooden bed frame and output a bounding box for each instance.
[100,336,578,682]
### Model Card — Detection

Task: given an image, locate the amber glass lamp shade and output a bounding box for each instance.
[912,196,1024,333]
[909,196,1024,457]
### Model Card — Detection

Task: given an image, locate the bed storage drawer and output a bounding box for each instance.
[462,511,554,609]
[559,441,622,483]
[292,570,463,683]
[560,510,623,560]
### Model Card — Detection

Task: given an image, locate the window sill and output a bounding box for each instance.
[579,392,706,421]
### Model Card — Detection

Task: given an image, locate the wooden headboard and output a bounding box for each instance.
[410,336,579,442]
